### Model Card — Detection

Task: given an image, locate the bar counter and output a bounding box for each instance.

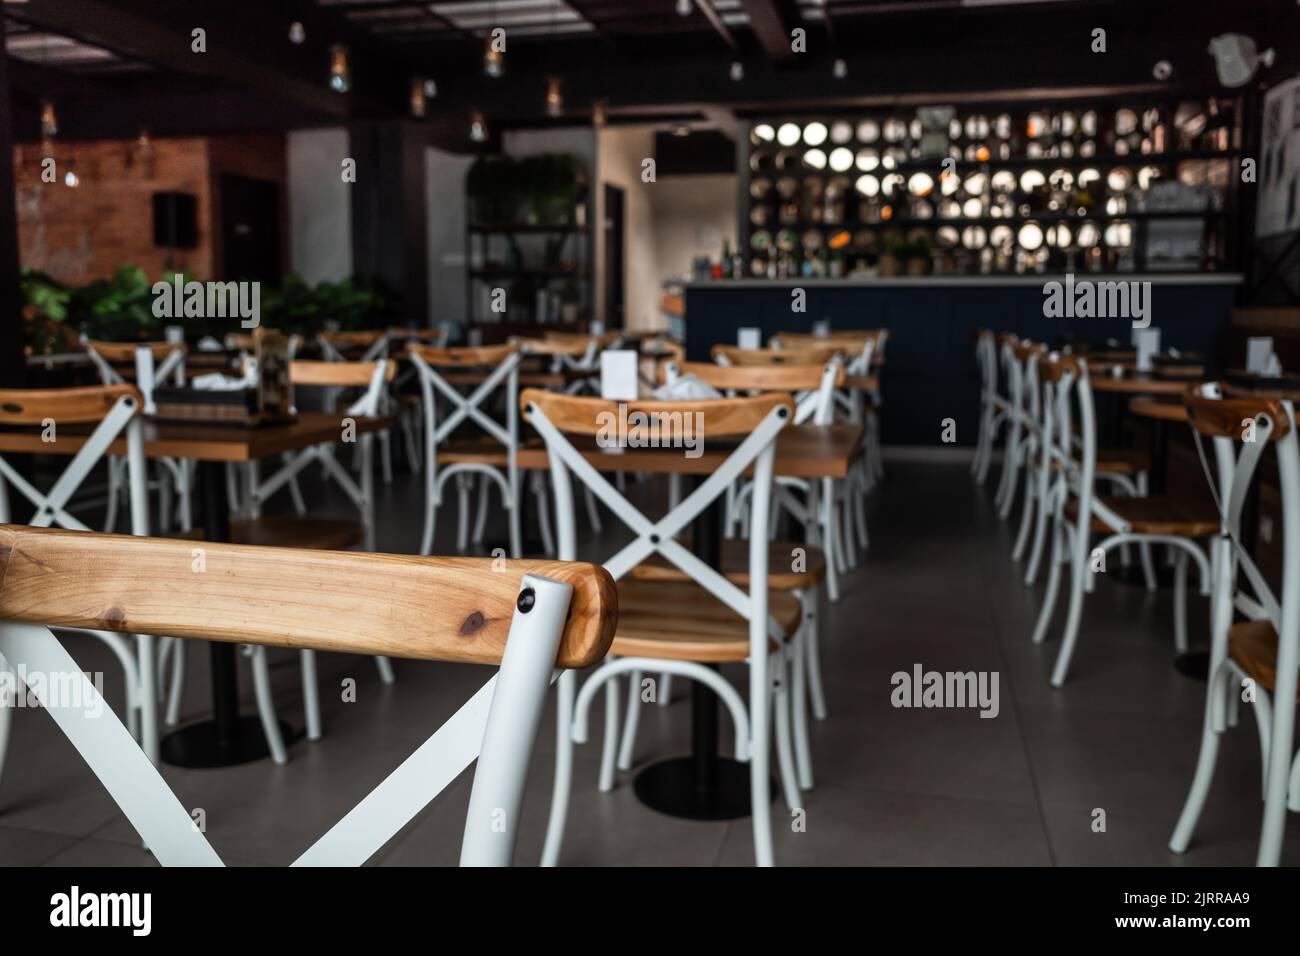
[684,274,1242,447]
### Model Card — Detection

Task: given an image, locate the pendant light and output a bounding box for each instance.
[329,45,350,93]
[410,78,427,118]
[40,99,57,139]
[470,111,488,143]
[545,77,563,118]
[289,21,305,44]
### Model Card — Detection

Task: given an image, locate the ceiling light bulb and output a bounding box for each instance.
[730,61,744,81]
[546,77,563,118]
[833,58,847,79]
[1152,60,1173,80]
[470,111,488,143]
[484,34,505,78]
[40,100,57,139]
[676,0,692,14]
[289,21,305,44]
[329,45,350,93]
[1208,33,1273,87]
[410,79,427,118]
[424,79,437,98]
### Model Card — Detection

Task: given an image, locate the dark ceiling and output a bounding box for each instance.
[4,0,1298,149]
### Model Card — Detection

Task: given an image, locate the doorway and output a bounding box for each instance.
[220,174,281,283]
[603,183,625,329]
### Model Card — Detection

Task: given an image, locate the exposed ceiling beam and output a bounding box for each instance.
[741,0,798,61]
[691,0,739,51]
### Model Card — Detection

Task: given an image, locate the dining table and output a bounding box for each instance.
[517,421,865,820]
[0,411,392,768]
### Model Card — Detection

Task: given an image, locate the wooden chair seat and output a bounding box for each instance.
[1229,619,1300,698]
[1065,496,1219,537]
[169,517,364,552]
[438,436,512,465]
[1034,448,1150,475]
[627,539,826,590]
[610,579,796,663]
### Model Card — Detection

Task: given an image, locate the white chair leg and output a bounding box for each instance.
[1173,551,1190,653]
[531,472,556,557]
[507,480,523,560]
[1049,531,1091,687]
[597,673,620,792]
[819,478,841,603]
[750,671,774,868]
[375,656,395,685]
[104,457,121,532]
[1024,476,1052,585]
[1031,517,1066,645]
[379,429,393,485]
[852,483,869,553]
[541,669,576,867]
[248,646,288,765]
[164,637,186,726]
[135,634,159,765]
[1011,462,1037,560]
[791,606,814,790]
[806,589,828,721]
[773,654,802,813]
[658,672,673,706]
[420,481,438,556]
[455,474,471,553]
[616,669,641,771]
[300,649,322,742]
[471,475,491,544]
[1170,665,1229,852]
[0,658,13,791]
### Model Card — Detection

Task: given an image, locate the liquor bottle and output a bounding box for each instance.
[721,238,733,278]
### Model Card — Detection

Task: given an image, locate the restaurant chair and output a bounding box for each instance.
[0,384,159,771]
[160,358,396,760]
[408,343,523,558]
[83,338,192,534]
[971,329,1009,486]
[1030,355,1215,687]
[0,524,615,866]
[318,329,397,484]
[524,388,801,867]
[1170,385,1300,867]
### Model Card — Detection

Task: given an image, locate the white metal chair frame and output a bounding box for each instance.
[1030,357,1212,687]
[161,360,396,760]
[0,528,591,867]
[318,331,397,484]
[1170,386,1300,867]
[410,349,522,558]
[972,330,1010,485]
[527,392,798,867]
[0,388,159,775]
[83,339,191,534]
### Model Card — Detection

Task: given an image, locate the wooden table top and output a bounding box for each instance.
[516,423,864,479]
[0,412,392,463]
[1090,373,1199,396]
[1129,397,1190,423]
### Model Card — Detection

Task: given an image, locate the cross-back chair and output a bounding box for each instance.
[1030,355,1216,687]
[408,343,522,558]
[0,524,616,866]
[0,385,160,775]
[83,338,191,534]
[523,388,802,867]
[1170,386,1300,867]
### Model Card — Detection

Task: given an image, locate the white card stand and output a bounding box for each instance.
[600,350,639,401]
[812,319,830,337]
[1134,328,1161,373]
[738,327,762,350]
[590,320,605,336]
[1247,336,1276,376]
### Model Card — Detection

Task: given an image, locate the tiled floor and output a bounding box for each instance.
[2,458,1295,866]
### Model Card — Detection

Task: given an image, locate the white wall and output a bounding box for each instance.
[425,145,475,328]
[649,173,737,293]
[287,128,352,283]
[596,126,660,332]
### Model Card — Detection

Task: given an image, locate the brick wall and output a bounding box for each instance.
[12,132,286,284]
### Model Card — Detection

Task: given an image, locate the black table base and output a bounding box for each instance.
[160,715,299,768]
[635,756,773,820]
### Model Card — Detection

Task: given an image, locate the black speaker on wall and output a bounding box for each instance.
[152,191,198,249]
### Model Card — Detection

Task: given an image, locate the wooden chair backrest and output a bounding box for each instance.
[0,385,142,425]
[0,525,617,668]
[711,344,843,367]
[672,360,843,392]
[290,359,395,388]
[1186,390,1293,441]
[521,388,793,439]
[775,330,883,351]
[544,331,621,350]
[1037,353,1084,384]
[513,337,590,358]
[321,330,387,347]
[407,343,517,367]
[84,340,186,362]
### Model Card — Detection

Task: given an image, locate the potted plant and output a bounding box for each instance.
[466,156,522,225]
